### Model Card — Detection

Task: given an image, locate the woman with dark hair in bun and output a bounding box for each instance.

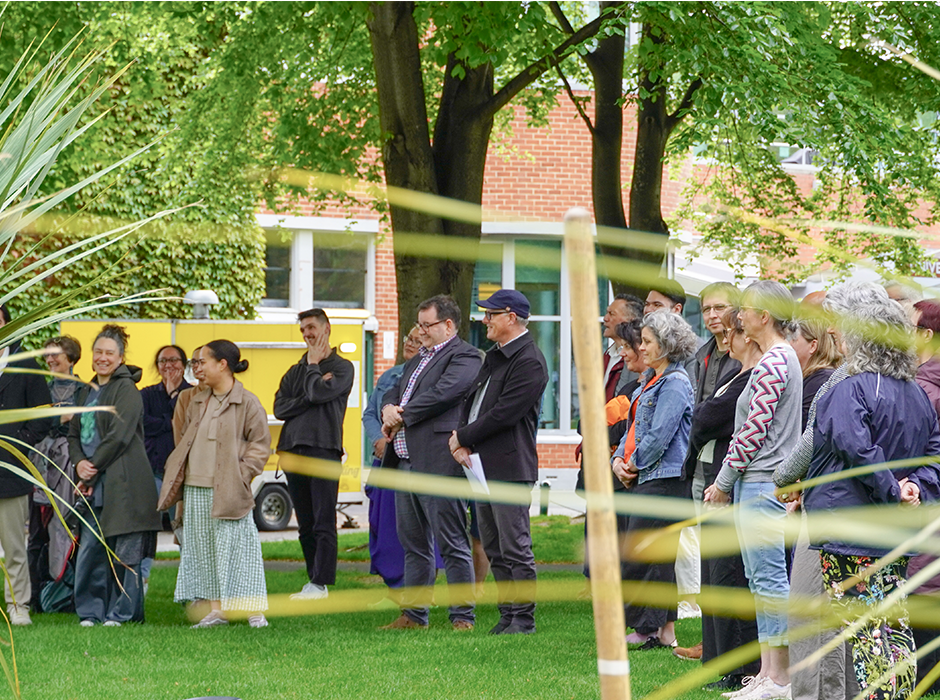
[159,340,271,628]
[68,324,161,626]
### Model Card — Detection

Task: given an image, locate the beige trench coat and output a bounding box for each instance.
[158,380,271,520]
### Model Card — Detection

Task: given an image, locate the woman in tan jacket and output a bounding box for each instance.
[159,340,271,628]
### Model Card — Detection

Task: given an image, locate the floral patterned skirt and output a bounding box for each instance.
[820,552,915,700]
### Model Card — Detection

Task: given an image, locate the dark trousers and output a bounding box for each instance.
[74,508,146,623]
[395,459,474,626]
[621,476,686,634]
[477,495,537,630]
[701,538,760,676]
[286,470,339,586]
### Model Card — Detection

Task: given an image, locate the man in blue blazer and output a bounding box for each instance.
[379,295,482,631]
[449,289,548,634]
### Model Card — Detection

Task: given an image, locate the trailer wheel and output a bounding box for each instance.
[254,484,292,531]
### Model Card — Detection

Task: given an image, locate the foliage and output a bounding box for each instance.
[0,3,265,327]
[616,1,940,283]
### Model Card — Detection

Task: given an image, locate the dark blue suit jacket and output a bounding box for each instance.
[382,336,482,477]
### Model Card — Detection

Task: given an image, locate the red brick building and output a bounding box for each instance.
[256,91,940,475]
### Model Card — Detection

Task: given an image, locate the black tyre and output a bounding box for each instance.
[254,484,293,531]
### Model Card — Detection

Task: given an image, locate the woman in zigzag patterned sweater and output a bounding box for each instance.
[704,281,803,700]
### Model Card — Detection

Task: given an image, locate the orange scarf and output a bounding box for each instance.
[620,372,665,463]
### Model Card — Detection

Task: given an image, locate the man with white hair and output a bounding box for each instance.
[449,289,548,635]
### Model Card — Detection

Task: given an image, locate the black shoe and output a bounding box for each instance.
[499,622,536,635]
[636,636,675,651]
[489,618,513,635]
[704,675,744,692]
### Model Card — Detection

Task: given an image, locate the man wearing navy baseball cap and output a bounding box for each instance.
[448,289,548,634]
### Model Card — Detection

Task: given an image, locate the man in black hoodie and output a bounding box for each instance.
[0,305,52,625]
[274,308,354,601]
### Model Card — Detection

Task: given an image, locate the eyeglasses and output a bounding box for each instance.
[43,352,64,359]
[483,310,511,320]
[414,319,445,332]
[188,359,205,367]
[404,335,421,345]
[158,358,184,366]
[702,304,731,315]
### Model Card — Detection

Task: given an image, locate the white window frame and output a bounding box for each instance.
[255,214,377,313]
[477,223,590,442]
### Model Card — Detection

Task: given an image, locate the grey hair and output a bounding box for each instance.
[823,281,888,316]
[641,310,699,363]
[515,317,529,328]
[841,296,917,380]
[742,280,795,334]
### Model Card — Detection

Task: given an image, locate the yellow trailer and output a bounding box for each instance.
[59,312,367,529]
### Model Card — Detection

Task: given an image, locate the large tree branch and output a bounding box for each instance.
[477,10,613,122]
[663,77,702,137]
[548,1,576,35]
[553,57,595,135]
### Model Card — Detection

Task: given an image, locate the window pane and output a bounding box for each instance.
[472,243,503,306]
[263,229,290,307]
[528,320,560,429]
[313,232,367,308]
[515,240,560,316]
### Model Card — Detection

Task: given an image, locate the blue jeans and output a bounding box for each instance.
[733,480,789,646]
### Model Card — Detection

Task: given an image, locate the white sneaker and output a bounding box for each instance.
[744,681,791,700]
[248,614,268,628]
[79,619,96,627]
[191,610,228,629]
[677,601,701,619]
[8,605,31,626]
[290,583,328,600]
[103,620,121,627]
[723,676,767,699]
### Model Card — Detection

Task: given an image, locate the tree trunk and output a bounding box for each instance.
[432,55,494,337]
[368,3,612,352]
[584,2,631,294]
[367,2,449,350]
[584,11,670,299]
[624,23,672,296]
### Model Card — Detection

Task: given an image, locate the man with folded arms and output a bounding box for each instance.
[379,295,482,631]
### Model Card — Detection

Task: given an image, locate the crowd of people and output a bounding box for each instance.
[0,275,937,699]
[594,278,940,700]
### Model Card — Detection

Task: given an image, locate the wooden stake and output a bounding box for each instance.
[564,207,630,699]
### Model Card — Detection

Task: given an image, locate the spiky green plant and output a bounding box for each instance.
[0,23,184,698]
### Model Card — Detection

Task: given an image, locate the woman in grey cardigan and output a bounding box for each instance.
[68,325,161,626]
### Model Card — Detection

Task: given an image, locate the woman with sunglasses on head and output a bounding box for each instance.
[681,310,760,692]
[68,324,162,626]
[704,281,803,700]
[159,340,271,628]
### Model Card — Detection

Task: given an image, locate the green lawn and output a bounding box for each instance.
[154,515,585,564]
[10,566,716,700]
[9,516,933,699]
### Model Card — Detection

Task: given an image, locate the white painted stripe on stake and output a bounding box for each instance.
[597,659,630,676]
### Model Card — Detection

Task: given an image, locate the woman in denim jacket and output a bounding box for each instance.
[612,310,698,650]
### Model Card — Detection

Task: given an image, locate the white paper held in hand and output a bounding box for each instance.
[462,453,489,495]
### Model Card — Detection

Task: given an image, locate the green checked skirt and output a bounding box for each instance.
[175,485,268,612]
